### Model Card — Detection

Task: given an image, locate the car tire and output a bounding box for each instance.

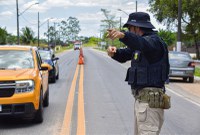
[189,77,194,83]
[33,89,44,123]
[51,74,56,83]
[183,77,188,82]
[56,71,59,80]
[43,86,49,107]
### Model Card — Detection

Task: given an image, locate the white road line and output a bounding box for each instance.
[166,86,200,107]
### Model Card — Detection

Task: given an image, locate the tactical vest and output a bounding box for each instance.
[125,36,169,89]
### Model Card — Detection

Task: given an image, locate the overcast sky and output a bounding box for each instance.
[0,0,166,39]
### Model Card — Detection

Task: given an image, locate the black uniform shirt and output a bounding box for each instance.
[112,31,164,64]
[112,31,166,89]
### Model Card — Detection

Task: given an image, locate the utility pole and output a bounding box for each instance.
[177,0,182,52]
[54,22,56,47]
[38,12,40,47]
[119,17,122,47]
[16,1,39,45]
[136,0,138,12]
[16,0,20,45]
[47,19,50,46]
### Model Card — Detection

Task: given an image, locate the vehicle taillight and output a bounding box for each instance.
[188,62,195,67]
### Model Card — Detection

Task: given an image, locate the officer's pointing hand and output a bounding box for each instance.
[107,29,125,40]
[107,46,116,57]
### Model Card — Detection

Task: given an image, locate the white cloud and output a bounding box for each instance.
[0,11,13,16]
[0,0,16,5]
[40,0,72,9]
[0,0,166,37]
[78,12,103,22]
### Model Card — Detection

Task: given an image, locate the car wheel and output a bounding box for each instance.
[33,89,44,123]
[43,86,49,107]
[51,74,56,83]
[183,77,188,82]
[56,71,59,80]
[189,77,194,83]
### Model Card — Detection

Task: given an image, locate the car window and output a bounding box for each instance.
[38,50,51,60]
[0,50,34,69]
[169,52,191,60]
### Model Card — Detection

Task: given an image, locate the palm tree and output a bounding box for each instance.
[21,27,35,44]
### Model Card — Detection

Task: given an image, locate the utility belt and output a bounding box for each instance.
[135,87,171,109]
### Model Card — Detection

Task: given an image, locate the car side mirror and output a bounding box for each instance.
[52,54,55,59]
[41,63,52,71]
[53,57,59,61]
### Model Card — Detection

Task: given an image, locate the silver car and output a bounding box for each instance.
[169,51,195,83]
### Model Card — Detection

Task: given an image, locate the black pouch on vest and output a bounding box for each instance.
[136,67,148,85]
[161,64,167,81]
[125,67,136,85]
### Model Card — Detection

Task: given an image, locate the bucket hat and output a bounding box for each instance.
[123,12,155,29]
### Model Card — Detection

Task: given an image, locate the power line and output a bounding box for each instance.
[20,15,38,26]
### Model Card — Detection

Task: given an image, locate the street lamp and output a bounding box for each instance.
[16,0,39,45]
[117,9,129,30]
[38,12,39,47]
[117,9,129,16]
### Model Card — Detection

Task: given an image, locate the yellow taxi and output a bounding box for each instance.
[0,45,52,123]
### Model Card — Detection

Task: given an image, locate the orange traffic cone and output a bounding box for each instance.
[78,47,84,65]
[78,55,84,65]
[80,48,83,56]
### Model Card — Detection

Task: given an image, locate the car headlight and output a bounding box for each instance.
[15,80,34,93]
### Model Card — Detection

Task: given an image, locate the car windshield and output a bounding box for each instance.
[169,52,191,60]
[38,50,51,60]
[0,50,34,69]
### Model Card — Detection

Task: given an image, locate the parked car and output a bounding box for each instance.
[38,47,59,83]
[169,51,195,83]
[0,45,52,123]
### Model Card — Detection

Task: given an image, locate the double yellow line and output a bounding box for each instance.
[60,65,85,135]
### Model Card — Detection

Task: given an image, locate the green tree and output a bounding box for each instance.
[100,9,120,48]
[148,0,200,59]
[45,17,81,45]
[44,26,57,45]
[100,9,119,29]
[7,34,17,45]
[0,27,7,45]
[67,17,81,41]
[158,29,176,46]
[88,37,98,44]
[21,27,35,44]
[59,20,68,43]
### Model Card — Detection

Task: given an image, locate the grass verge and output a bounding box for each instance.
[195,67,200,77]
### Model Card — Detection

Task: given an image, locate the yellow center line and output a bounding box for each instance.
[76,65,86,135]
[60,65,79,135]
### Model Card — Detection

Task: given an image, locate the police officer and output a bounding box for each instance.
[107,12,170,135]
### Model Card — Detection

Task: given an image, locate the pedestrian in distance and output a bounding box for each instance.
[107,12,171,135]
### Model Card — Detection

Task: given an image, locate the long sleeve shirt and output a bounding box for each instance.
[112,31,164,64]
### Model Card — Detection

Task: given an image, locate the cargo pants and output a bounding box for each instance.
[133,88,164,135]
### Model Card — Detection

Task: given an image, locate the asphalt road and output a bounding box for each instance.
[0,48,200,135]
